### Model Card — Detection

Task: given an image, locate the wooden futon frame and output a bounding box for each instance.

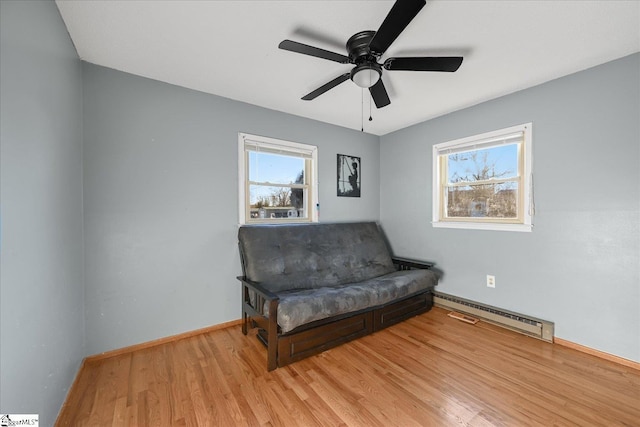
[239,256,434,371]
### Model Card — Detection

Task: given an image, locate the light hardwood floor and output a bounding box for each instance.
[56,308,640,426]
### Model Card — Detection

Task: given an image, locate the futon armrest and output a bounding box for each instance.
[237,276,280,301]
[392,257,435,270]
[238,275,280,370]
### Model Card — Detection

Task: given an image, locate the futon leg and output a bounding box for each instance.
[267,300,278,371]
[242,285,249,335]
[242,310,248,335]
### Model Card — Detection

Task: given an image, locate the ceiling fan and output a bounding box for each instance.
[278,0,463,108]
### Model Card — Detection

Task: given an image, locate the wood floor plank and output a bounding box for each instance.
[56,308,640,426]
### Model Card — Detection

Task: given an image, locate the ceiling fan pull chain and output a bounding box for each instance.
[361,88,364,132]
[369,93,373,122]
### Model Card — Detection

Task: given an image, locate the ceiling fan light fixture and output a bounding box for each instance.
[351,63,381,88]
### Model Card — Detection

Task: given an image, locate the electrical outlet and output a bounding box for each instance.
[486,275,496,288]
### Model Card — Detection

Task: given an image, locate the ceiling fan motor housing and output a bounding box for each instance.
[346,30,379,63]
[347,31,382,88]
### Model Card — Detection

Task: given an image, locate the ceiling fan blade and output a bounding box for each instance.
[279,40,350,64]
[368,0,426,56]
[369,79,391,108]
[384,56,463,72]
[302,73,351,100]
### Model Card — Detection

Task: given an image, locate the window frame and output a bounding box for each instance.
[432,123,533,232]
[238,133,318,225]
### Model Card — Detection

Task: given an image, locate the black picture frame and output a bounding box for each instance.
[337,154,361,197]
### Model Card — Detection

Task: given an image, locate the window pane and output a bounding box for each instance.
[249,185,307,219]
[249,151,305,185]
[446,182,518,218]
[447,144,518,184]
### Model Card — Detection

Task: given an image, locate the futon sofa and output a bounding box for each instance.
[237,221,438,370]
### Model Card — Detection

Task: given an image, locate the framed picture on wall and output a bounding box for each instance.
[337,154,361,197]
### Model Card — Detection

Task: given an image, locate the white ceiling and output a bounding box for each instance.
[55,0,640,136]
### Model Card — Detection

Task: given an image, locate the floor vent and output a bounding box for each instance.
[433,291,554,342]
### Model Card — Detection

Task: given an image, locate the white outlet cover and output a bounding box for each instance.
[487,275,496,288]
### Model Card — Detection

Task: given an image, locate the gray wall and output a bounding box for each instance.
[380,53,640,362]
[2,4,637,423]
[82,63,380,355]
[0,0,85,424]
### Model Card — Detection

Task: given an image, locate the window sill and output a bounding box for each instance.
[243,218,316,225]
[432,221,532,232]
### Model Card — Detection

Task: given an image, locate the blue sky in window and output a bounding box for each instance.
[249,152,304,184]
[249,152,305,205]
[447,144,518,183]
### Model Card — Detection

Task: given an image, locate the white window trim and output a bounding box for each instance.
[432,123,533,232]
[238,132,318,225]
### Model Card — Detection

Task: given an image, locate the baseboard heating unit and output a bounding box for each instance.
[433,291,554,342]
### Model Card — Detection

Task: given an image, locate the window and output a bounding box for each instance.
[432,123,533,232]
[238,133,318,224]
